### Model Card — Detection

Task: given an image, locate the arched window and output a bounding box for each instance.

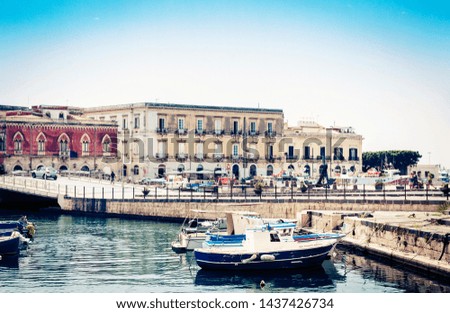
[250,164,257,177]
[335,165,341,174]
[13,132,24,155]
[13,165,23,171]
[158,164,166,178]
[177,164,185,173]
[214,167,222,179]
[0,134,5,151]
[267,165,274,176]
[232,164,239,179]
[81,165,90,172]
[133,165,139,175]
[304,165,311,176]
[122,164,127,177]
[81,134,90,155]
[102,134,111,155]
[59,165,68,172]
[58,133,70,155]
[36,133,46,155]
[197,164,204,180]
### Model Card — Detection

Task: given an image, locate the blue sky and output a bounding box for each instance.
[1,0,449,167]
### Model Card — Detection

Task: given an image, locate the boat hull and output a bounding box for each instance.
[0,236,20,256]
[195,242,337,271]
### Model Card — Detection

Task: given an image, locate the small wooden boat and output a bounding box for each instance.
[171,210,228,253]
[0,216,36,239]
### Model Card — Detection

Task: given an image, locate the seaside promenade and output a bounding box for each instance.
[0,174,447,204]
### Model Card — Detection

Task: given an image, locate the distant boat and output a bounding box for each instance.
[171,210,228,253]
[195,222,344,271]
[439,170,449,183]
[342,168,409,186]
[0,216,36,239]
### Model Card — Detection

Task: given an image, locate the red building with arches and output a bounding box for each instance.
[0,105,118,174]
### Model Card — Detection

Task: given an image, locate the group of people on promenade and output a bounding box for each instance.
[409,171,435,190]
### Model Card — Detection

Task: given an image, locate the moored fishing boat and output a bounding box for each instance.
[171,210,228,253]
[194,223,344,271]
[172,210,301,252]
[0,216,36,239]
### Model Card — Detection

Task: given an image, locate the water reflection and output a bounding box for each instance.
[0,255,19,269]
[194,260,346,292]
[1,212,449,293]
[334,246,450,293]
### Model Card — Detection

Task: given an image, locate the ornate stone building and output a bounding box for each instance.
[283,120,363,178]
[0,103,363,181]
[0,105,118,174]
[83,102,285,181]
[83,102,364,181]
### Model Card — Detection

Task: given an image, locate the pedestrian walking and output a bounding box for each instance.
[110,171,115,184]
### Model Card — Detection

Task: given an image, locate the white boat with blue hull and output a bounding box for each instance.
[195,223,344,271]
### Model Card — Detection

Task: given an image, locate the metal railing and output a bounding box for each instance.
[1,175,448,204]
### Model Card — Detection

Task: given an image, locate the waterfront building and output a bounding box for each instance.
[0,105,118,174]
[83,102,364,181]
[282,120,363,178]
[83,102,285,181]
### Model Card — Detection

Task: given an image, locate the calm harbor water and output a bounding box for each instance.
[1,211,449,293]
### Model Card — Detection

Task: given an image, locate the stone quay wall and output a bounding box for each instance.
[57,196,445,221]
[300,210,450,278]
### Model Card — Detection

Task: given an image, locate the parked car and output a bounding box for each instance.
[181,182,200,192]
[31,167,58,180]
[139,177,166,187]
[198,181,218,193]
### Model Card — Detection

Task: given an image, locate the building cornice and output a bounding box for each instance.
[83,102,284,115]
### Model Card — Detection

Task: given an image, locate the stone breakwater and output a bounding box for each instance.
[300,210,450,278]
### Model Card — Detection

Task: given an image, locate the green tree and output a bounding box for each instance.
[362,150,422,174]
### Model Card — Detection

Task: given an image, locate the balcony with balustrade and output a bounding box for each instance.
[175,128,189,137]
[156,128,169,135]
[286,155,299,162]
[155,153,168,161]
[212,153,224,162]
[175,153,188,162]
[194,153,206,162]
